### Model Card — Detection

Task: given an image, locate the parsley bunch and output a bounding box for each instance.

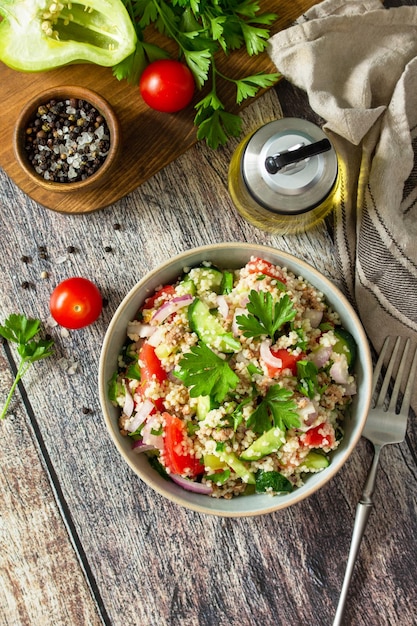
[0,314,54,420]
[114,0,279,148]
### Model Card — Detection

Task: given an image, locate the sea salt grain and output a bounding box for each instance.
[23,97,111,184]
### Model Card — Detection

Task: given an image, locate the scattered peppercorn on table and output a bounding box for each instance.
[1,2,417,626]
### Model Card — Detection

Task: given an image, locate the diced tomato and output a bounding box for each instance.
[162,413,204,477]
[141,285,175,310]
[303,423,335,448]
[139,342,167,411]
[266,348,302,377]
[246,258,287,283]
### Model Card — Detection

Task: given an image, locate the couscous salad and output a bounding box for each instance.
[109,257,357,498]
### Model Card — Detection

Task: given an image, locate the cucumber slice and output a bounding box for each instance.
[219,450,256,484]
[196,395,216,420]
[178,275,196,296]
[255,470,293,494]
[334,328,357,368]
[301,451,329,470]
[188,298,240,353]
[186,266,224,295]
[220,271,234,294]
[239,426,285,461]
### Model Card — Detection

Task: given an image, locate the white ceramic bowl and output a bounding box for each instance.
[98,243,373,517]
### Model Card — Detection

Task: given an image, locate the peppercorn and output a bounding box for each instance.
[21,255,31,263]
[104,245,112,253]
[24,97,111,184]
[113,222,121,230]
[66,245,76,253]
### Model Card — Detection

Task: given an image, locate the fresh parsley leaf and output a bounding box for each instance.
[236,290,297,341]
[297,360,324,399]
[234,73,280,105]
[0,314,54,420]
[175,343,239,403]
[229,393,255,431]
[247,385,299,434]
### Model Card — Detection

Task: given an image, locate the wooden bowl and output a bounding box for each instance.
[13,85,121,193]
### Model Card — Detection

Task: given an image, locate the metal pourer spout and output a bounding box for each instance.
[265,138,332,175]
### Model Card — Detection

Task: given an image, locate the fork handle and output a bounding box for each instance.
[333,445,382,626]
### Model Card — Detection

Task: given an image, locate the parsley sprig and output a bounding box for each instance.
[0,314,54,420]
[114,0,279,148]
[175,342,239,403]
[247,385,300,434]
[236,290,297,341]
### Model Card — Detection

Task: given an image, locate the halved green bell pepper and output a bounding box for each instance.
[0,0,137,71]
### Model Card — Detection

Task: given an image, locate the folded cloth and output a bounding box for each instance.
[268,0,417,413]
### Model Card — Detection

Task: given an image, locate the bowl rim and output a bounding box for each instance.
[13,85,120,193]
[98,242,373,517]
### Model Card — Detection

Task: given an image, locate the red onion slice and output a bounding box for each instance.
[310,346,332,368]
[232,307,246,335]
[152,295,193,324]
[330,358,350,384]
[126,399,155,432]
[260,340,283,369]
[123,387,134,418]
[141,416,164,450]
[216,295,229,319]
[127,320,155,339]
[132,440,156,453]
[303,309,323,328]
[170,474,213,495]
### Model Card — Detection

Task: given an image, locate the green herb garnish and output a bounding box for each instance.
[247,385,299,434]
[0,314,54,420]
[296,360,321,399]
[236,290,297,341]
[115,0,279,148]
[175,342,239,403]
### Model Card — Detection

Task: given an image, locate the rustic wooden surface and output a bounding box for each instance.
[1,2,417,626]
[0,0,318,214]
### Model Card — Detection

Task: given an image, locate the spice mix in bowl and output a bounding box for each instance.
[14,85,120,193]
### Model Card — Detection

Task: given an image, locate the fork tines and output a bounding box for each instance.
[372,336,417,415]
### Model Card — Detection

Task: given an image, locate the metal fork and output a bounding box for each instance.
[333,336,417,626]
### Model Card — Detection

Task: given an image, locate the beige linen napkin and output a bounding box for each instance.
[268,0,417,413]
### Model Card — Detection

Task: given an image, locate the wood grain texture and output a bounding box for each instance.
[0,356,102,626]
[0,0,318,214]
[1,1,417,623]
[1,84,416,626]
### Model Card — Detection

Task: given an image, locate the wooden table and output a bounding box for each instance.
[1,2,416,625]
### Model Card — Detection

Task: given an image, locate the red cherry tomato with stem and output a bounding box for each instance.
[50,277,102,329]
[139,59,195,113]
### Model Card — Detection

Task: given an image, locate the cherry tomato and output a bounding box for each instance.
[139,59,195,113]
[141,285,175,310]
[266,348,302,377]
[50,277,102,329]
[303,424,335,448]
[162,413,203,477]
[246,258,287,283]
[139,342,167,411]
